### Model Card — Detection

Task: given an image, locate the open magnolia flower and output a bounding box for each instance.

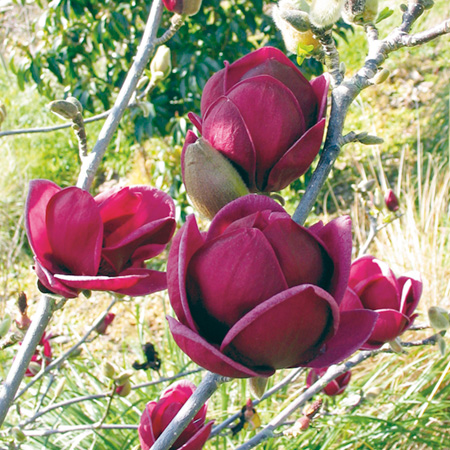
[25,180,176,298]
[184,46,329,193]
[167,195,377,378]
[345,256,422,349]
[139,381,213,450]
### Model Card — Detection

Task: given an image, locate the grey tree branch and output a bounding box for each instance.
[15,296,118,401]
[22,423,138,437]
[151,372,229,450]
[0,295,55,427]
[292,0,447,225]
[76,0,164,191]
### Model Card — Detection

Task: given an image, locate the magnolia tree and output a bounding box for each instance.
[0,0,449,448]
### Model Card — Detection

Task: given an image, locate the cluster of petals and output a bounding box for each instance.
[138,381,212,450]
[306,367,351,396]
[25,180,176,298]
[167,195,378,378]
[344,256,422,349]
[184,46,329,193]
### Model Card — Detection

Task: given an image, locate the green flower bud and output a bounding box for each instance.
[249,376,269,399]
[116,379,132,397]
[436,334,446,356]
[115,369,134,385]
[372,68,390,85]
[343,0,379,24]
[103,361,116,379]
[428,306,450,330]
[12,427,26,442]
[150,45,172,82]
[183,137,249,220]
[356,179,376,192]
[49,100,79,120]
[389,337,404,354]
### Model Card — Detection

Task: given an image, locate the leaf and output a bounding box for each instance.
[376,7,394,24]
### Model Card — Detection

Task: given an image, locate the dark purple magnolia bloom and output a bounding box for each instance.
[25,180,176,298]
[384,189,399,212]
[167,195,377,378]
[306,367,352,396]
[346,256,422,349]
[162,0,202,16]
[139,381,212,450]
[185,47,329,193]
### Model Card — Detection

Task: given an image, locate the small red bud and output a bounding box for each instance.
[384,189,399,212]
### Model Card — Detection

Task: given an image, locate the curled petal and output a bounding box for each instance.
[307,309,378,368]
[398,272,422,317]
[266,118,325,192]
[361,309,410,349]
[167,316,268,378]
[139,401,157,450]
[340,287,364,312]
[34,259,80,298]
[220,285,338,371]
[310,73,330,120]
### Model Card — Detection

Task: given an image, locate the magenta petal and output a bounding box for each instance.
[206,194,287,241]
[307,309,378,368]
[362,309,410,348]
[187,227,287,330]
[200,66,227,116]
[356,273,400,311]
[54,272,145,293]
[399,272,422,317]
[25,179,61,265]
[349,256,384,288]
[313,215,352,305]
[266,118,325,192]
[179,422,213,450]
[310,73,330,120]
[188,112,203,133]
[115,268,167,296]
[34,259,80,298]
[139,401,157,450]
[46,187,102,276]
[226,76,305,190]
[221,285,338,370]
[202,96,256,189]
[167,316,267,378]
[262,217,332,288]
[340,287,364,312]
[168,215,205,330]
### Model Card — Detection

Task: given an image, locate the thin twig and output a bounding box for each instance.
[292,0,446,225]
[210,368,305,438]
[76,0,164,191]
[15,297,118,401]
[155,14,185,46]
[20,368,202,427]
[0,295,55,427]
[151,372,229,450]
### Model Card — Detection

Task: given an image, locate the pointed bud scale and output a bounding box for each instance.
[428,306,450,330]
[389,337,404,354]
[357,179,376,193]
[384,189,399,212]
[0,314,11,339]
[343,0,379,24]
[182,137,249,219]
[115,370,134,385]
[103,361,116,379]
[150,45,172,82]
[249,376,269,399]
[116,379,132,397]
[437,334,446,356]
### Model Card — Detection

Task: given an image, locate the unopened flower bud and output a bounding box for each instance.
[273,1,320,55]
[389,337,404,353]
[49,100,79,120]
[428,306,450,330]
[116,379,132,397]
[12,427,26,442]
[163,0,202,16]
[150,45,172,82]
[115,370,134,385]
[182,136,249,220]
[357,179,376,193]
[103,361,116,379]
[96,313,115,335]
[372,188,384,210]
[309,0,345,28]
[249,376,269,399]
[373,68,390,85]
[0,314,11,339]
[343,0,379,24]
[384,189,399,212]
